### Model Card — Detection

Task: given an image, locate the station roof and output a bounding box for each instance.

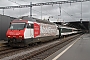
[54,21,90,30]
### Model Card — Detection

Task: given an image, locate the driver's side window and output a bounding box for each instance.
[26,23,34,29]
[27,23,31,28]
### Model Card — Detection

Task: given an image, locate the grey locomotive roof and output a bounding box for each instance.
[14,16,55,25]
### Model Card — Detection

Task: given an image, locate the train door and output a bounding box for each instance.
[24,23,34,39]
[30,24,34,38]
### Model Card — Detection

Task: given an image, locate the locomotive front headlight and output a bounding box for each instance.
[19,36,22,38]
[8,36,10,37]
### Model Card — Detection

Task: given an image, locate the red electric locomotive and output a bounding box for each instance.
[6,17,59,47]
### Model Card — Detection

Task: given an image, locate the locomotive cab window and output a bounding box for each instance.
[9,23,26,30]
[27,23,34,29]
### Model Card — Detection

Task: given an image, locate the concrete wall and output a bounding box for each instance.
[0,15,15,40]
[89,21,90,33]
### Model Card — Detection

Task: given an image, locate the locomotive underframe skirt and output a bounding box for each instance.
[7,35,59,47]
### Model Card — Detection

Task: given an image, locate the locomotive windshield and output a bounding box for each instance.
[9,23,26,30]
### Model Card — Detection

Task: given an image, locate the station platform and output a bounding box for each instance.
[45,34,90,60]
[0,40,7,47]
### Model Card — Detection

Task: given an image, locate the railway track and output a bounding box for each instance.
[22,34,82,60]
[0,46,10,51]
[0,47,24,59]
[0,34,82,60]
[0,40,52,59]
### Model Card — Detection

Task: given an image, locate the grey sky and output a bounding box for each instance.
[0,0,90,22]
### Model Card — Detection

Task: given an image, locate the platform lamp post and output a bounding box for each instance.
[80,0,83,23]
[2,9,4,15]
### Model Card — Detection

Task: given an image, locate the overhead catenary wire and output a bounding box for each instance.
[0,0,89,9]
[49,0,75,20]
[5,0,86,21]
[7,0,50,18]
[7,0,60,20]
[8,0,20,5]
[7,0,22,17]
